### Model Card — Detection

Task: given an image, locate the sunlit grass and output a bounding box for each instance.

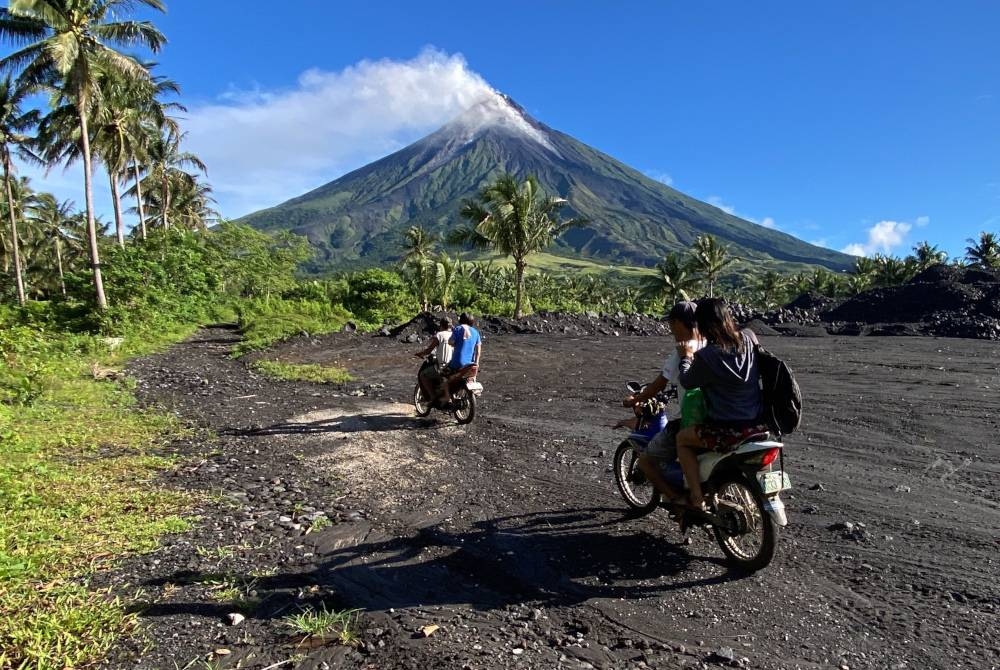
[0,328,197,669]
[283,605,362,646]
[251,359,353,384]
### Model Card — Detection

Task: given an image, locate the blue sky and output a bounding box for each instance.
[11,0,1000,259]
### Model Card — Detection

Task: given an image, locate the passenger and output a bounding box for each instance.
[439,312,482,407]
[623,301,706,504]
[414,317,453,399]
[675,298,769,509]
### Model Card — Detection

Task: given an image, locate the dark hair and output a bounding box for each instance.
[667,300,698,330]
[695,298,742,351]
[438,317,452,330]
[459,312,476,326]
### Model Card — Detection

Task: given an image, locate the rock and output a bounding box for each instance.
[828,521,854,532]
[802,505,819,514]
[809,483,826,491]
[420,624,439,637]
[227,613,245,626]
[404,333,420,343]
[709,646,737,663]
[378,326,391,337]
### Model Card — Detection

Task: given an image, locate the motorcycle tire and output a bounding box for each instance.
[711,471,778,572]
[413,383,432,417]
[453,387,476,424]
[613,440,660,515]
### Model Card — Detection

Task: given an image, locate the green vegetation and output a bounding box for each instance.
[451,173,585,317]
[0,324,195,670]
[252,359,353,384]
[233,298,354,357]
[283,605,361,646]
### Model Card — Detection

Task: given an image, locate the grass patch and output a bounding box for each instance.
[283,605,361,646]
[251,359,353,384]
[232,298,354,357]
[0,325,197,669]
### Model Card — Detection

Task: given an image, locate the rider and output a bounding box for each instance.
[675,298,769,510]
[623,300,706,504]
[414,317,453,398]
[439,312,482,407]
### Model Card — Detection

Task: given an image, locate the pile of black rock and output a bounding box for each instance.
[820,265,1000,341]
[385,310,672,342]
[382,264,1000,342]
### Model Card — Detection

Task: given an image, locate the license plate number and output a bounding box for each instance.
[758,471,791,495]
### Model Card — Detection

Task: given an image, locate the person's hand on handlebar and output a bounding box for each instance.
[623,394,638,407]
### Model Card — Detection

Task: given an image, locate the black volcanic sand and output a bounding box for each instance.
[101,326,1000,670]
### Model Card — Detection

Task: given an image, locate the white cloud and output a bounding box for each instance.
[707,195,736,215]
[645,170,673,186]
[706,195,779,231]
[181,48,496,218]
[841,220,913,257]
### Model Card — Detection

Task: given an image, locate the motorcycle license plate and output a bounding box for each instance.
[758,471,791,495]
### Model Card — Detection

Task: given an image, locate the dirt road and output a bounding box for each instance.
[107,327,1000,670]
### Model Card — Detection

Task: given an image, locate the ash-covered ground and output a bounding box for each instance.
[99,322,1000,670]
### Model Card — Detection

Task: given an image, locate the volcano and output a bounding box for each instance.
[241,93,853,271]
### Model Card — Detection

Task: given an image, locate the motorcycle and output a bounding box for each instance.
[412,353,483,425]
[613,381,791,571]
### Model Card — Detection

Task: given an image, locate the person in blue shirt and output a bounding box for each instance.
[438,312,482,407]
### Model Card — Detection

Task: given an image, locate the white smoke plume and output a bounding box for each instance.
[182,48,497,217]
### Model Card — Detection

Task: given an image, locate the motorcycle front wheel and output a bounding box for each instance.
[613,440,660,515]
[711,472,777,572]
[453,387,476,424]
[413,383,432,417]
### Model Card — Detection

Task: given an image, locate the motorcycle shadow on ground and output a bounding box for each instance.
[136,507,747,622]
[220,412,438,437]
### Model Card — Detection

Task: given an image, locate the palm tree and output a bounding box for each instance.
[451,174,584,318]
[689,234,737,298]
[401,225,438,265]
[26,192,81,296]
[0,77,37,305]
[964,232,1000,269]
[643,252,696,308]
[751,270,788,309]
[135,128,207,230]
[0,0,167,309]
[435,252,461,311]
[911,240,947,270]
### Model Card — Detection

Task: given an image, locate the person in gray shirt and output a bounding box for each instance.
[675,298,769,509]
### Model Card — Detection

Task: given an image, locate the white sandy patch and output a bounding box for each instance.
[290,402,451,506]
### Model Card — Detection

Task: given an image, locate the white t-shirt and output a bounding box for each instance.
[434,330,453,366]
[661,338,707,420]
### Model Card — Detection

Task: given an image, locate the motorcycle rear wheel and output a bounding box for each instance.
[711,472,777,572]
[613,440,660,515]
[453,387,476,424]
[413,383,432,417]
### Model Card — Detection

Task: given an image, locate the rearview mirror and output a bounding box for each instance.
[625,381,642,394]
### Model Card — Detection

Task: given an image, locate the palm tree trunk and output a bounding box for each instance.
[132,157,147,239]
[162,174,170,230]
[55,236,65,296]
[109,169,125,247]
[78,108,108,310]
[3,162,26,306]
[514,258,526,319]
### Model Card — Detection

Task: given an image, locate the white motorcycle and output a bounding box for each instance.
[614,381,791,571]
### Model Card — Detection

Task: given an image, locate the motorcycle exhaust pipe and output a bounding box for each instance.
[763,495,788,527]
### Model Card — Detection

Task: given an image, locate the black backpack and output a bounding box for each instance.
[755,344,802,436]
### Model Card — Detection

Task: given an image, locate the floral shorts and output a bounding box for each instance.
[694,422,770,453]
